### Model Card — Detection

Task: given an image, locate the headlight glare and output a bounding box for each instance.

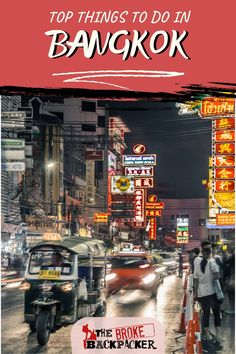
[142,273,156,284]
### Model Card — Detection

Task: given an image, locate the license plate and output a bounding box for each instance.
[38,270,61,279]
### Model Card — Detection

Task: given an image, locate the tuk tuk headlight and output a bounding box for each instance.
[19,280,31,291]
[61,282,73,292]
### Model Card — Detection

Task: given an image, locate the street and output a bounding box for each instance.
[2,274,235,354]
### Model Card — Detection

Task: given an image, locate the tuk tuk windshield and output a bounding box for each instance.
[29,250,74,275]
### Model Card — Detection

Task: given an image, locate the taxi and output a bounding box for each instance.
[106,251,167,298]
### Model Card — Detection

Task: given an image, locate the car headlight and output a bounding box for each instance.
[105,273,117,281]
[61,282,73,292]
[19,280,31,291]
[142,273,156,285]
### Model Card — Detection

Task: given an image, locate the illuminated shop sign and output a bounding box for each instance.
[176,217,189,244]
[134,177,154,188]
[146,210,162,217]
[214,130,235,143]
[111,176,135,194]
[145,202,165,210]
[94,213,109,223]
[123,154,156,166]
[213,155,235,167]
[214,118,235,130]
[200,98,235,118]
[148,218,156,240]
[125,166,154,177]
[215,168,235,179]
[133,144,146,155]
[134,189,145,223]
[215,180,235,192]
[216,213,235,226]
[215,143,235,154]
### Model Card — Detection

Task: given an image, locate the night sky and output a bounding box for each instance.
[107,101,211,199]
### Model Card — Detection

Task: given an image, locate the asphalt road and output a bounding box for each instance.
[1,275,235,354]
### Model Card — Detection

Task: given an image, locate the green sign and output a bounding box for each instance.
[1,139,25,149]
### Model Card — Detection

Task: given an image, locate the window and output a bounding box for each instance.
[98,116,106,128]
[82,101,96,112]
[171,215,175,220]
[81,124,96,132]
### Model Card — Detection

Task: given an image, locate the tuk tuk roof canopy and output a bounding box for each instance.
[29,237,106,256]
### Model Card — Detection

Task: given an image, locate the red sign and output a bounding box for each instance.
[214,155,235,167]
[216,213,235,226]
[200,98,235,118]
[215,168,235,180]
[133,144,146,155]
[125,166,154,177]
[214,118,235,130]
[85,150,104,160]
[148,218,156,240]
[214,130,235,142]
[134,189,145,223]
[146,202,165,210]
[146,210,162,217]
[215,180,235,192]
[215,143,235,154]
[134,177,153,188]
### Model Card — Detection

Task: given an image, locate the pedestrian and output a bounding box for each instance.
[189,247,200,273]
[178,250,183,277]
[212,244,224,288]
[222,250,235,315]
[193,241,223,349]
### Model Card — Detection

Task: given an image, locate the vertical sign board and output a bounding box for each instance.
[148,218,156,240]
[86,160,96,205]
[176,218,189,244]
[133,189,145,227]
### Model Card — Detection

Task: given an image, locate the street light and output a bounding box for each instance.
[46,161,60,215]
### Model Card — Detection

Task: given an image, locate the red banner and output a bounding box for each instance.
[215,180,235,192]
[146,210,162,217]
[214,130,235,143]
[215,168,235,180]
[134,189,145,223]
[214,156,235,167]
[215,143,235,155]
[214,118,235,130]
[148,218,156,240]
[0,1,236,94]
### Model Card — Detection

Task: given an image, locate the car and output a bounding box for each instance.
[155,252,178,273]
[106,252,167,298]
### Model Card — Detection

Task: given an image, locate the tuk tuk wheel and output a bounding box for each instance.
[29,322,36,333]
[36,310,51,345]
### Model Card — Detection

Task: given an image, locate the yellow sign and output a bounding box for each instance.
[39,270,61,279]
[213,192,235,211]
[42,233,62,241]
[216,213,235,226]
[94,213,109,223]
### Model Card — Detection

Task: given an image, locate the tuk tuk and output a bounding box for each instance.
[19,237,107,345]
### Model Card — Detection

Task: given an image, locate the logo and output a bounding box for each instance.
[116,177,131,192]
[148,195,158,202]
[71,317,164,353]
[133,144,146,155]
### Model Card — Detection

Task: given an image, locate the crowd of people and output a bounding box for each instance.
[188,242,235,351]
